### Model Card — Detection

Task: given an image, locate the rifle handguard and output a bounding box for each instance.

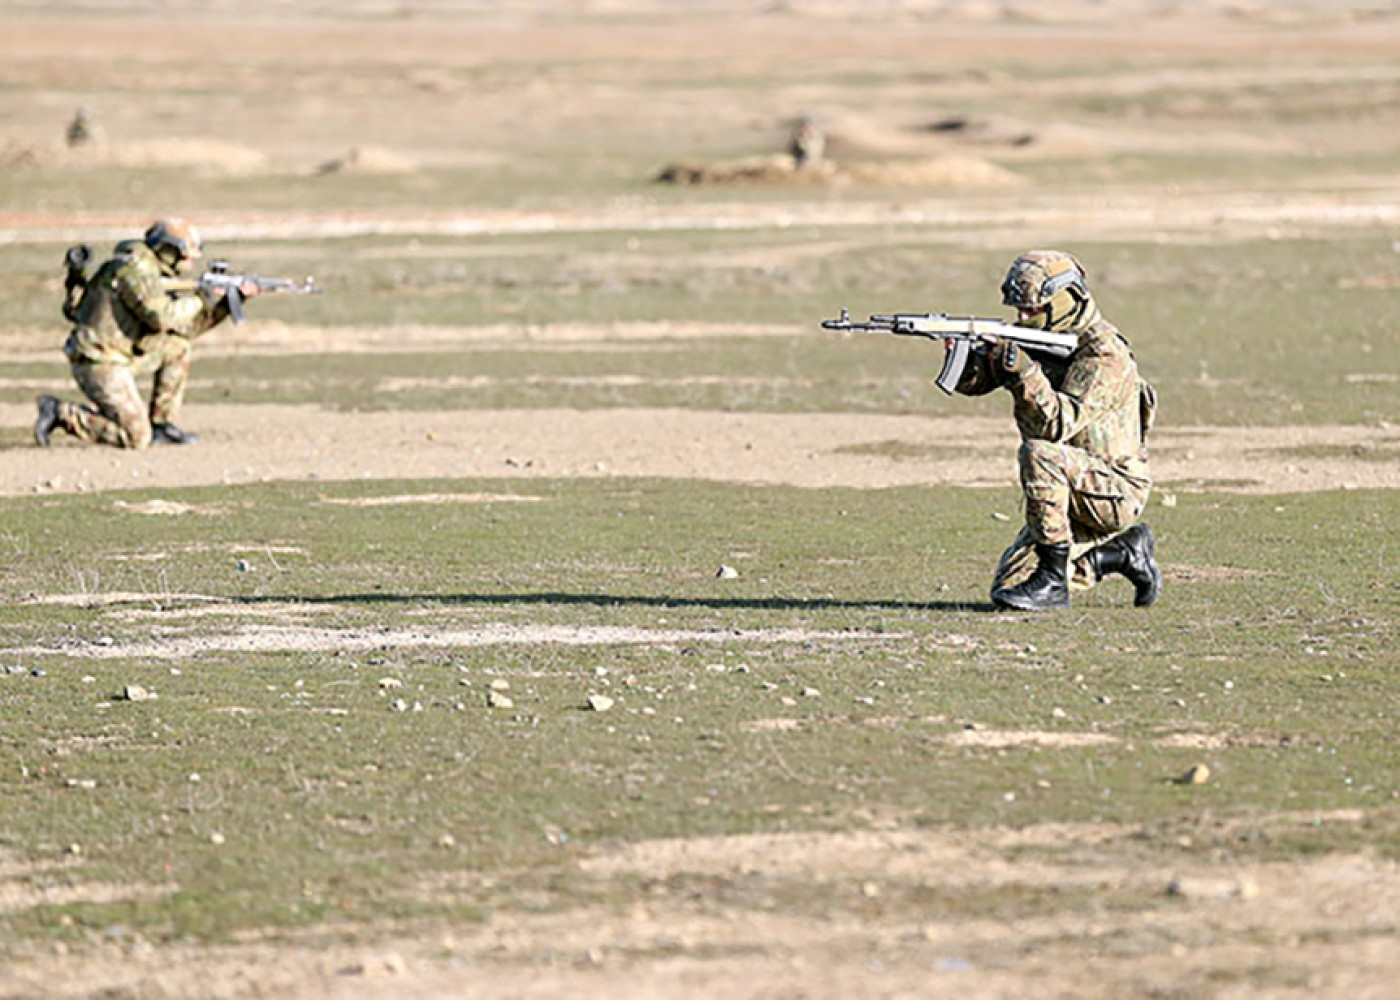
[824,307,1076,395]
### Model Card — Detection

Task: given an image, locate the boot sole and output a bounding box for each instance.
[992,590,1070,612]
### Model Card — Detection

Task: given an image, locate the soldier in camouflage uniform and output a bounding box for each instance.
[34,218,259,449]
[65,106,102,148]
[951,250,1162,611]
[789,116,825,170]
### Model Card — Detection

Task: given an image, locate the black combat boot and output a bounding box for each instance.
[33,395,61,447]
[151,422,200,446]
[992,542,1071,612]
[1086,524,1162,607]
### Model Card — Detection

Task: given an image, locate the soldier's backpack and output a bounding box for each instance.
[61,243,92,322]
[1139,379,1158,442]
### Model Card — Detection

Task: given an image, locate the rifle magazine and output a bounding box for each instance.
[935,337,973,395]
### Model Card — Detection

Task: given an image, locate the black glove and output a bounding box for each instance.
[987,339,1032,383]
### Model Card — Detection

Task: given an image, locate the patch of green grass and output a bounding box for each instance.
[0,479,1395,945]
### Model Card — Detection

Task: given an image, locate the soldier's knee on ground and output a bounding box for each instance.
[120,417,154,450]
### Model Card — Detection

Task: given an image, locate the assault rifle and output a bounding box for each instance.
[167,261,322,324]
[822,309,1077,394]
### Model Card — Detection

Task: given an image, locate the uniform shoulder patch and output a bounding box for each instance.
[1062,361,1097,398]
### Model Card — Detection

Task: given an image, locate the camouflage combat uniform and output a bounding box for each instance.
[956,303,1155,595]
[52,240,231,449]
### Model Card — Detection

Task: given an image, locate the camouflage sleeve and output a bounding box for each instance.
[201,295,237,333]
[179,293,237,338]
[1008,344,1135,442]
[113,261,210,337]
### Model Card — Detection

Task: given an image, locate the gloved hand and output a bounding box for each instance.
[986,337,1032,383]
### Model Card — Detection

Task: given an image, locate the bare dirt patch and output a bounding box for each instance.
[937,728,1119,749]
[23,591,227,608]
[1,860,175,917]
[109,499,228,517]
[744,719,1296,752]
[312,145,416,176]
[2,817,1393,1000]
[656,152,1023,189]
[5,403,1398,498]
[1167,563,1273,583]
[9,622,904,661]
[318,492,542,507]
[1154,732,1302,750]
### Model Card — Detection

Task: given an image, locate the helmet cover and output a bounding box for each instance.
[1000,250,1087,310]
[143,218,204,262]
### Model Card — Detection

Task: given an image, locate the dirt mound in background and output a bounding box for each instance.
[314,145,417,176]
[818,112,1292,166]
[653,114,1092,189]
[839,155,1024,187]
[655,153,1020,189]
[820,120,959,161]
[811,118,1078,162]
[656,155,818,185]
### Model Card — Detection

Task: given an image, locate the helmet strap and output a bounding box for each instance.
[155,244,185,273]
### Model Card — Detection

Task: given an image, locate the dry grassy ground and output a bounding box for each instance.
[1,2,1398,998]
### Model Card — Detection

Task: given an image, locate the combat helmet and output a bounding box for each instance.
[144,217,203,271]
[1000,250,1091,331]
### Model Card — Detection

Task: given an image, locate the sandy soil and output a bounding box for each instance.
[4,622,897,661]
[4,815,1396,1000]
[6,402,1398,499]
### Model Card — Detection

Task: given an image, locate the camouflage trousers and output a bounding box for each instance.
[56,336,191,449]
[992,439,1150,594]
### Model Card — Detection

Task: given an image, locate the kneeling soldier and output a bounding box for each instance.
[35,218,260,449]
[951,250,1163,610]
